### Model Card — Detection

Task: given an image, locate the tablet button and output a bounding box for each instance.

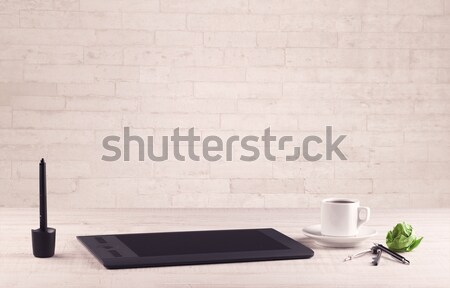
[109,250,122,257]
[95,237,107,244]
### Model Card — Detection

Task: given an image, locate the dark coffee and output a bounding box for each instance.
[328,200,354,204]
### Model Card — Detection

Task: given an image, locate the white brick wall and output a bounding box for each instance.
[0,0,449,208]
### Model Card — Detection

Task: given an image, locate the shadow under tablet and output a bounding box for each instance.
[77,228,314,269]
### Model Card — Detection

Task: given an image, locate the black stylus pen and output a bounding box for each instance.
[374,243,410,265]
[40,158,47,231]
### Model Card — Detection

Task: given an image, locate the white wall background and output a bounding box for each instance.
[0,0,449,209]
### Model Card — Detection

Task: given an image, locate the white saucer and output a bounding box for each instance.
[302,224,377,248]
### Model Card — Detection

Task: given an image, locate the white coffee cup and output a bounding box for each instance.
[321,198,370,237]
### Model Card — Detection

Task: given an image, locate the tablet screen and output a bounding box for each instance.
[116,230,289,257]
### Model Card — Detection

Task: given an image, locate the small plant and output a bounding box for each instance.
[386,222,423,252]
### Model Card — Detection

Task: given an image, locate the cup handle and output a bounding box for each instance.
[357,206,370,228]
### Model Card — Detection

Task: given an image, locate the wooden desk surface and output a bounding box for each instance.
[1,208,449,288]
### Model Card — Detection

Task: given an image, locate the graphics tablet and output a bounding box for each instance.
[77,228,314,269]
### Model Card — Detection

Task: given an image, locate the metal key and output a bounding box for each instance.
[343,246,378,262]
[371,248,382,266]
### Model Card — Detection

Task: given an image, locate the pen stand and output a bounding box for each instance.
[32,227,56,258]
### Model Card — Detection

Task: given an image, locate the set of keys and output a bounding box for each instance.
[344,243,410,266]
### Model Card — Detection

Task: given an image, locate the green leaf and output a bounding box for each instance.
[406,237,423,252]
[386,230,393,242]
[402,223,413,236]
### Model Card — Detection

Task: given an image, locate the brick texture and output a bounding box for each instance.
[0,0,449,208]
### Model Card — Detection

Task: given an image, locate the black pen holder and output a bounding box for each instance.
[32,227,56,258]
